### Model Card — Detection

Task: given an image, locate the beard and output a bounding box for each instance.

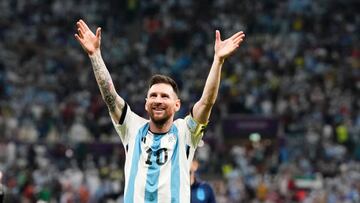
[149,112,171,126]
[147,105,172,126]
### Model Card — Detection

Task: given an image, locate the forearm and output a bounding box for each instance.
[89,50,122,112]
[193,56,224,123]
[200,56,224,106]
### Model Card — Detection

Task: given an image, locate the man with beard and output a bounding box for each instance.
[74,19,245,203]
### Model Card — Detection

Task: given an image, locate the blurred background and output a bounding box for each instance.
[0,0,359,202]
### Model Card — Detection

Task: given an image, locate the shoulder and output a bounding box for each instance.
[121,104,148,125]
[174,115,200,129]
[174,117,185,124]
[198,181,214,192]
[111,103,148,144]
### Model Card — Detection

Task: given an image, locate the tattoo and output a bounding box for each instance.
[90,53,116,112]
[103,81,116,112]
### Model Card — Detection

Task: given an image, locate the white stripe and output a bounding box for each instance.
[133,133,153,203]
[175,121,191,203]
[115,108,147,201]
[157,134,172,202]
[123,130,136,201]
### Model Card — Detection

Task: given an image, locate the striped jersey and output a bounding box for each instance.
[111,104,205,203]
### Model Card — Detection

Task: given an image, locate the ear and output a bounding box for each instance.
[174,99,181,112]
[145,98,148,111]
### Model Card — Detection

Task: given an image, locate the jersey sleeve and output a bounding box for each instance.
[110,103,147,145]
[184,115,207,148]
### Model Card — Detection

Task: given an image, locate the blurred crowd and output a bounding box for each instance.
[0,0,359,202]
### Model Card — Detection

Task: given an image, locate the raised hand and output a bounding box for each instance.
[74,19,101,55]
[214,30,245,60]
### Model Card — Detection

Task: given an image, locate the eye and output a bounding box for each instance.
[149,93,157,98]
[161,94,170,98]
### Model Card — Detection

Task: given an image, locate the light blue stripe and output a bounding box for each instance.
[171,126,180,203]
[144,130,163,203]
[124,123,149,203]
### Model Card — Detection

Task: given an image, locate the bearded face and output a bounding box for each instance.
[145,83,180,126]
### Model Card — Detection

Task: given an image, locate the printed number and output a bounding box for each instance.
[156,148,168,165]
[145,148,153,165]
[145,148,168,165]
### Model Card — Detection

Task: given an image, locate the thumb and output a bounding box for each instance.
[215,30,221,43]
[96,27,102,39]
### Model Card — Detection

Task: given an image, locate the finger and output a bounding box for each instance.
[77,21,86,33]
[77,28,84,38]
[233,38,244,46]
[233,34,245,44]
[230,31,244,40]
[96,27,101,39]
[79,19,90,31]
[74,34,84,43]
[216,30,221,42]
[233,33,245,42]
[230,32,243,42]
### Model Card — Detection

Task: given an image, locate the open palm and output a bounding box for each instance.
[214,30,245,60]
[74,19,101,55]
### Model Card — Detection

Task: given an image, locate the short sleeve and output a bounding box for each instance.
[185,115,207,148]
[110,103,147,145]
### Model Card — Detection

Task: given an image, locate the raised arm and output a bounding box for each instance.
[75,19,125,122]
[192,30,245,124]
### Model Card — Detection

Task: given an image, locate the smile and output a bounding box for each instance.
[153,108,165,112]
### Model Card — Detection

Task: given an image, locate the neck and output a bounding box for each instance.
[149,118,173,134]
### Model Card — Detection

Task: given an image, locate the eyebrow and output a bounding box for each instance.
[149,92,170,96]
[148,92,177,99]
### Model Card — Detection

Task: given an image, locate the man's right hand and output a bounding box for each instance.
[74,19,101,55]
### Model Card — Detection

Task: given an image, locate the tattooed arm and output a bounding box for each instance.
[75,19,125,122]
[89,51,125,121]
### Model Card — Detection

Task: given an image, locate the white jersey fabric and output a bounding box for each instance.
[111,104,204,203]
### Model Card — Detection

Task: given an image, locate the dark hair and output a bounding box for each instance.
[149,74,179,96]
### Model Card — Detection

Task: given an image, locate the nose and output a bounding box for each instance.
[149,95,163,103]
[154,96,164,103]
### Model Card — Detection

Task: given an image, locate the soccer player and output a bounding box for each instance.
[191,158,216,203]
[74,19,245,203]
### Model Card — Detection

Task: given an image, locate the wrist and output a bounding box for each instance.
[213,55,225,64]
[88,49,101,57]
